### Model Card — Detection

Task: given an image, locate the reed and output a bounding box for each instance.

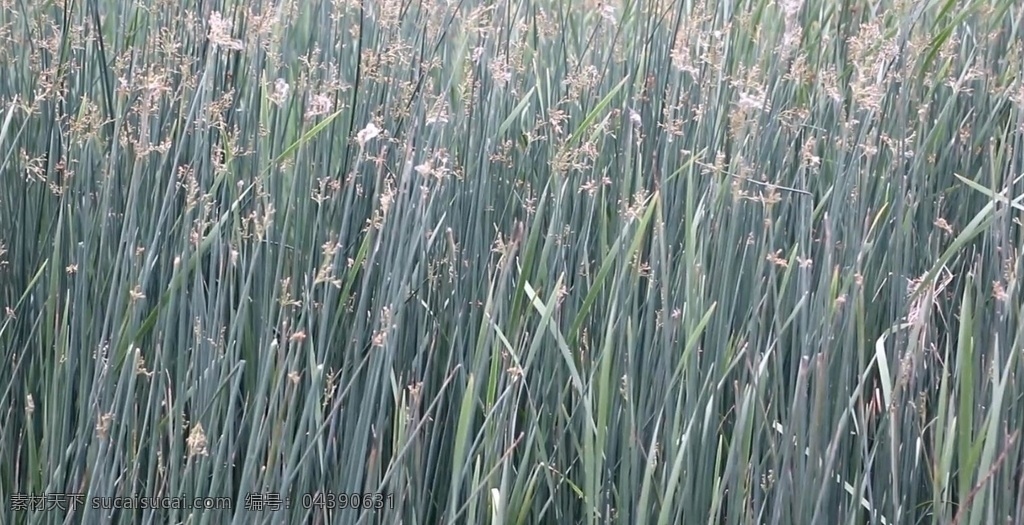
[1,0,1022,523]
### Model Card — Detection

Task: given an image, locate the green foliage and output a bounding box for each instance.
[1,0,1023,523]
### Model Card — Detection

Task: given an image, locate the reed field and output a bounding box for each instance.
[1,0,1023,523]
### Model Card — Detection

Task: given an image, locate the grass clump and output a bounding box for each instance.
[1,0,1023,523]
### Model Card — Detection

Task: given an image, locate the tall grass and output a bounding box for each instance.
[1,0,1022,523]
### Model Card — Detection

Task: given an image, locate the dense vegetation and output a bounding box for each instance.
[1,0,1023,523]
